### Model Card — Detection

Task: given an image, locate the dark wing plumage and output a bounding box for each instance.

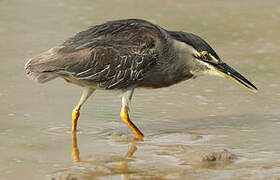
[168,31,220,60]
[56,19,166,89]
[64,45,158,89]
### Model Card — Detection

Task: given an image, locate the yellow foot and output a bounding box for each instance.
[120,107,144,139]
[72,104,81,132]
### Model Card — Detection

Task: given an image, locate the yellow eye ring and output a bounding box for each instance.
[201,51,209,59]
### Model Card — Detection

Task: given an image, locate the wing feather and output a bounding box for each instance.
[58,19,165,89]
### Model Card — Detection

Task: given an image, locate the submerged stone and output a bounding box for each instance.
[201,149,237,162]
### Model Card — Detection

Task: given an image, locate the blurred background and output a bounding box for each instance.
[0,0,279,179]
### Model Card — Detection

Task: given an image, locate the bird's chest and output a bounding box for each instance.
[138,60,193,89]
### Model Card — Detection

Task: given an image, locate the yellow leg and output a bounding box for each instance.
[72,132,80,162]
[120,106,144,139]
[72,104,81,132]
[71,88,95,132]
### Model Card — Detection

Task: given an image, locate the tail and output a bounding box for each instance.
[25,47,63,83]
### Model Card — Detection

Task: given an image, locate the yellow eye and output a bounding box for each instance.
[201,51,209,59]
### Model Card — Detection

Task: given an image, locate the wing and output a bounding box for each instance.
[63,44,158,89]
[57,19,167,89]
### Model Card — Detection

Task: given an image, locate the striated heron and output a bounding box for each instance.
[25,19,257,139]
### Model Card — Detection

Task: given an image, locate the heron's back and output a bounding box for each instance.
[25,19,169,89]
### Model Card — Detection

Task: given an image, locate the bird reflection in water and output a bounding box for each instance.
[71,132,138,179]
[71,132,80,163]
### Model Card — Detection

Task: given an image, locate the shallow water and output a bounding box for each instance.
[0,0,280,179]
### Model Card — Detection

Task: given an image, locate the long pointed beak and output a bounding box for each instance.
[206,60,257,92]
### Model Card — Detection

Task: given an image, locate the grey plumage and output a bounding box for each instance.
[25,18,257,137]
[25,19,217,89]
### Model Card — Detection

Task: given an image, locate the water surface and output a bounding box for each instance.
[0,0,280,179]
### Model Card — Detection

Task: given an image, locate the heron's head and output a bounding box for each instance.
[169,31,257,92]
